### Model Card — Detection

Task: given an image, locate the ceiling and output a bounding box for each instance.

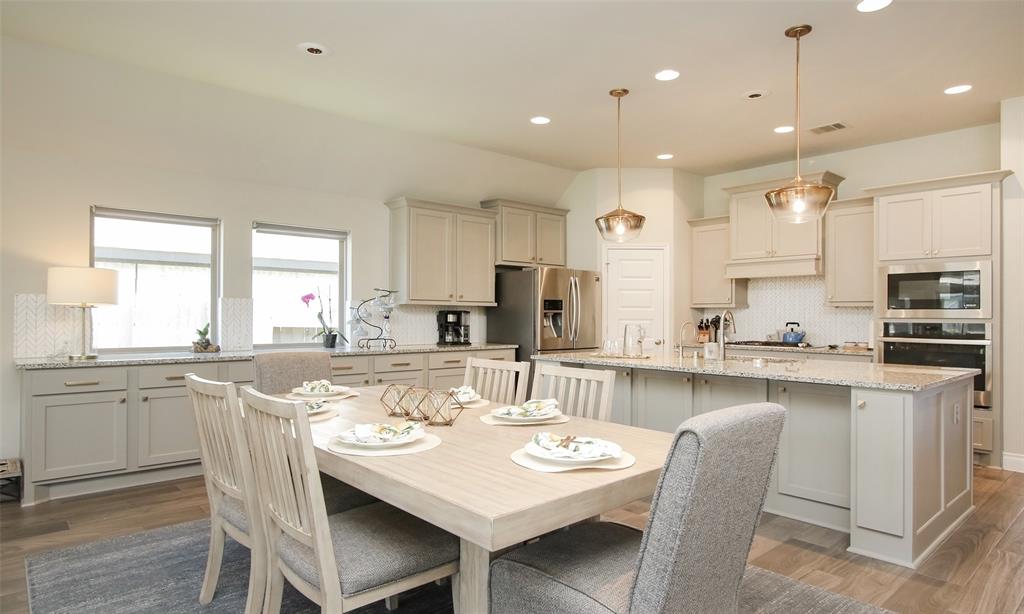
[3,1,1022,175]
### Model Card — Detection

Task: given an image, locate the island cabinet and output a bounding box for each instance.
[824,198,874,306]
[692,374,767,415]
[689,217,747,308]
[632,370,693,432]
[386,197,497,306]
[586,365,633,425]
[481,199,567,267]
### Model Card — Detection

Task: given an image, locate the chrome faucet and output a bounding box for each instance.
[719,310,737,361]
[676,320,695,359]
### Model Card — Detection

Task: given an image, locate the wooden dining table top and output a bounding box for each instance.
[299,386,675,551]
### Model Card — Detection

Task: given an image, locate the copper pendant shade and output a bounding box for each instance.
[596,89,646,242]
[765,25,835,224]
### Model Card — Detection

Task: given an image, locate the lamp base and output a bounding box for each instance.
[68,353,99,361]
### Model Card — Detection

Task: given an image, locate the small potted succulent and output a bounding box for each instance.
[302,289,347,349]
[192,323,221,353]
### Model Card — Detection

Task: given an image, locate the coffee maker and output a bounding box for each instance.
[437,310,471,345]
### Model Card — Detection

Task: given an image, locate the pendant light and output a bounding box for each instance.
[764,25,835,224]
[595,88,646,242]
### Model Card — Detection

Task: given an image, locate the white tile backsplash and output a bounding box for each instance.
[13,293,83,359]
[386,305,487,345]
[219,297,253,351]
[700,276,873,346]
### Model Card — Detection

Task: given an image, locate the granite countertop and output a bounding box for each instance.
[680,342,873,357]
[15,343,518,370]
[533,351,977,392]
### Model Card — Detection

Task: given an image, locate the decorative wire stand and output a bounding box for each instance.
[355,288,398,350]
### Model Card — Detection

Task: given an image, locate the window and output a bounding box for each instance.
[91,207,219,350]
[252,223,347,345]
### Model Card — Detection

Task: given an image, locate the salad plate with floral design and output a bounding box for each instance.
[524,432,622,464]
[331,421,425,449]
[490,399,560,422]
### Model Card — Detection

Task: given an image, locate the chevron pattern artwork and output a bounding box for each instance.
[14,293,84,359]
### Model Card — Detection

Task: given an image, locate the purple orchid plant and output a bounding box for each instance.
[302,288,348,344]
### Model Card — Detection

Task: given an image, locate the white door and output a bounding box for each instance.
[603,246,668,355]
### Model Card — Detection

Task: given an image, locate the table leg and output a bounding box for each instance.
[455,539,492,614]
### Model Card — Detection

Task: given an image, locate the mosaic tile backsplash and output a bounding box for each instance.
[14,294,84,359]
[219,297,253,351]
[700,276,874,347]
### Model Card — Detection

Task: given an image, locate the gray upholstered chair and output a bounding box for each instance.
[237,386,459,613]
[252,351,332,395]
[490,402,788,614]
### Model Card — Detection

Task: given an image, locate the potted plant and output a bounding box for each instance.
[302,289,347,349]
[192,323,221,353]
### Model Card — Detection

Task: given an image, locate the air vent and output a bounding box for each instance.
[810,122,847,134]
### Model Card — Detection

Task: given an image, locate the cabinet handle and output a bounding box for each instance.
[933,250,940,255]
[703,379,709,385]
[165,375,185,381]
[459,294,464,299]
[363,379,370,385]
[332,365,354,371]
[443,359,461,364]
[538,257,544,262]
[685,377,691,383]
[118,397,127,404]
[828,295,833,300]
[448,294,454,299]
[377,378,383,384]
[391,362,411,367]
[64,380,100,387]
[857,400,867,409]
[141,396,149,402]
[780,386,787,393]
[923,250,929,255]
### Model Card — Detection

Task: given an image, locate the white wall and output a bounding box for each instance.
[672,169,704,337]
[0,37,576,457]
[1001,97,1024,473]
[702,124,1001,215]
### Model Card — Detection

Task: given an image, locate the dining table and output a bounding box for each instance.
[303,386,675,614]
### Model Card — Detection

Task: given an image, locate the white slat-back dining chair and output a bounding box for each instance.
[185,374,267,614]
[463,357,530,405]
[530,363,616,421]
[237,386,460,614]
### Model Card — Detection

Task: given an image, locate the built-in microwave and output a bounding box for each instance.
[881,261,991,319]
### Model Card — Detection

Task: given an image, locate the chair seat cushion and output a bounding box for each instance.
[490,521,641,614]
[278,501,459,596]
[219,474,376,535]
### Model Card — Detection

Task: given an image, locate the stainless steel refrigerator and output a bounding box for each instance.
[487,267,602,363]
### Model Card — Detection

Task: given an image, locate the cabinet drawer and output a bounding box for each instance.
[374,354,425,373]
[429,352,472,369]
[428,367,466,390]
[32,368,127,395]
[329,356,371,376]
[140,363,218,389]
[475,349,516,362]
[374,370,426,387]
[972,416,993,451]
[225,361,254,383]
[334,373,373,387]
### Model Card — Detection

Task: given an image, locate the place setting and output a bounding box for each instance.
[449,385,489,408]
[481,398,570,426]
[323,420,443,457]
[510,432,635,473]
[286,379,361,422]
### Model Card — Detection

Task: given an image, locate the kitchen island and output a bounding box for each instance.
[533,351,978,569]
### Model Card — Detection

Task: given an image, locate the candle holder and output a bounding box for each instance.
[378,385,465,425]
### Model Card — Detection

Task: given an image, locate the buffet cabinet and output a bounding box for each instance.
[19,347,515,505]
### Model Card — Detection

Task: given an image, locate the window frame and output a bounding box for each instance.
[90,206,221,354]
[251,221,349,349]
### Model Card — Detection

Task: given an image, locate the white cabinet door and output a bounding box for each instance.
[826,205,874,305]
[693,374,767,415]
[853,390,905,537]
[138,387,201,467]
[931,184,992,258]
[455,214,496,303]
[535,212,566,266]
[772,216,820,258]
[633,370,693,432]
[500,207,536,264]
[409,208,454,302]
[942,387,970,508]
[878,192,930,261]
[588,366,632,425]
[730,192,773,260]
[774,382,851,508]
[691,222,734,306]
[30,391,128,481]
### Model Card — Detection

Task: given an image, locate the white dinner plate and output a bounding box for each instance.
[524,436,622,464]
[332,426,425,449]
[291,385,350,397]
[490,406,560,422]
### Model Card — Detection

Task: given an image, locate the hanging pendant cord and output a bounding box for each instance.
[794,32,802,181]
[617,95,623,210]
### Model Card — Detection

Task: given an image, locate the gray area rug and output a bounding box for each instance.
[26,519,888,613]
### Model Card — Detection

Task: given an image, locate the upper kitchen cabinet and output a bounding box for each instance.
[867,170,1012,262]
[386,197,497,306]
[689,216,747,308]
[481,199,567,267]
[724,171,845,279]
[825,197,874,306]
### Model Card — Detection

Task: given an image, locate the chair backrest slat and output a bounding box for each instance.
[628,403,786,614]
[463,358,530,406]
[253,351,332,395]
[530,363,615,421]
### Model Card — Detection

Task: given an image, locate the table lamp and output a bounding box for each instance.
[47,267,119,360]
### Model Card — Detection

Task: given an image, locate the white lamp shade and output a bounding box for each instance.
[47,267,119,306]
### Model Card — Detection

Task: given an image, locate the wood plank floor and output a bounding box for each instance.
[2,467,1023,613]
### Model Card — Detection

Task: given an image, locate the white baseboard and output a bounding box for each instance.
[1003,452,1024,474]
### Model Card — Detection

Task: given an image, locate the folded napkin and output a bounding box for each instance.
[530,432,621,460]
[495,398,560,418]
[346,421,422,443]
[449,385,478,402]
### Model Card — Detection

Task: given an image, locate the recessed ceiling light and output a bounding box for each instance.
[654,69,680,82]
[297,42,331,56]
[774,126,795,134]
[530,116,551,125]
[856,0,893,13]
[743,89,770,100]
[944,84,973,95]
[656,153,674,160]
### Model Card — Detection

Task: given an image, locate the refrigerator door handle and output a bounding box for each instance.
[567,275,575,342]
[572,275,581,344]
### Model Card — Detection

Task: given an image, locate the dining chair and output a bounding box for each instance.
[185,374,268,614]
[489,403,788,614]
[252,351,332,395]
[237,386,460,614]
[530,363,615,421]
[463,357,530,405]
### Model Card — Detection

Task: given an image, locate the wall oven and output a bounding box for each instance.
[879,321,992,408]
[881,260,991,319]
